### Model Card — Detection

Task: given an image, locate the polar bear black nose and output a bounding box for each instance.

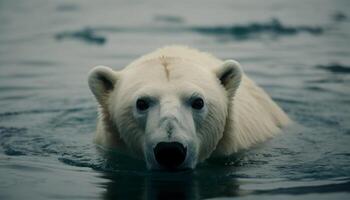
[154,142,187,169]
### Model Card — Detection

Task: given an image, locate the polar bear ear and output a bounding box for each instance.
[88,65,119,105]
[215,60,242,97]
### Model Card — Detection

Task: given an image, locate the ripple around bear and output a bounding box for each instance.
[88,45,291,170]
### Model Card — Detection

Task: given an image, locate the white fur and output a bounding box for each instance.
[88,45,291,169]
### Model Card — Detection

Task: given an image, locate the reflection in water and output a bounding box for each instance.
[101,171,350,200]
[96,149,244,199]
[100,170,241,200]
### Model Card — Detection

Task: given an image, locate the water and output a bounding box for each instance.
[0,0,349,199]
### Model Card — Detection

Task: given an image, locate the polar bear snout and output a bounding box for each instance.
[153,142,187,169]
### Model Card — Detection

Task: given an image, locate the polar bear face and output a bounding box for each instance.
[88,58,241,170]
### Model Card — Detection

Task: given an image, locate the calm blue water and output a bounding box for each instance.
[0,0,350,199]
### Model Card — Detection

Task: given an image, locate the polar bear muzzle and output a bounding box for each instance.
[153,142,187,169]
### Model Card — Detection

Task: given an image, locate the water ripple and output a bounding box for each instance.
[192,18,324,40]
[54,18,326,45]
[316,63,350,74]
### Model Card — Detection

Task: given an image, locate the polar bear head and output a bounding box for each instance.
[88,57,242,170]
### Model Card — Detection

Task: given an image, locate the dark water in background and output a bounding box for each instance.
[0,0,350,199]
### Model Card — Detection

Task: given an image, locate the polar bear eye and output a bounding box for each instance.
[191,98,204,110]
[136,99,149,111]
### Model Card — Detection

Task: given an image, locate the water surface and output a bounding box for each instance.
[0,0,350,199]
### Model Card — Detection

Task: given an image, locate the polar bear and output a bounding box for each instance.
[88,45,290,170]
